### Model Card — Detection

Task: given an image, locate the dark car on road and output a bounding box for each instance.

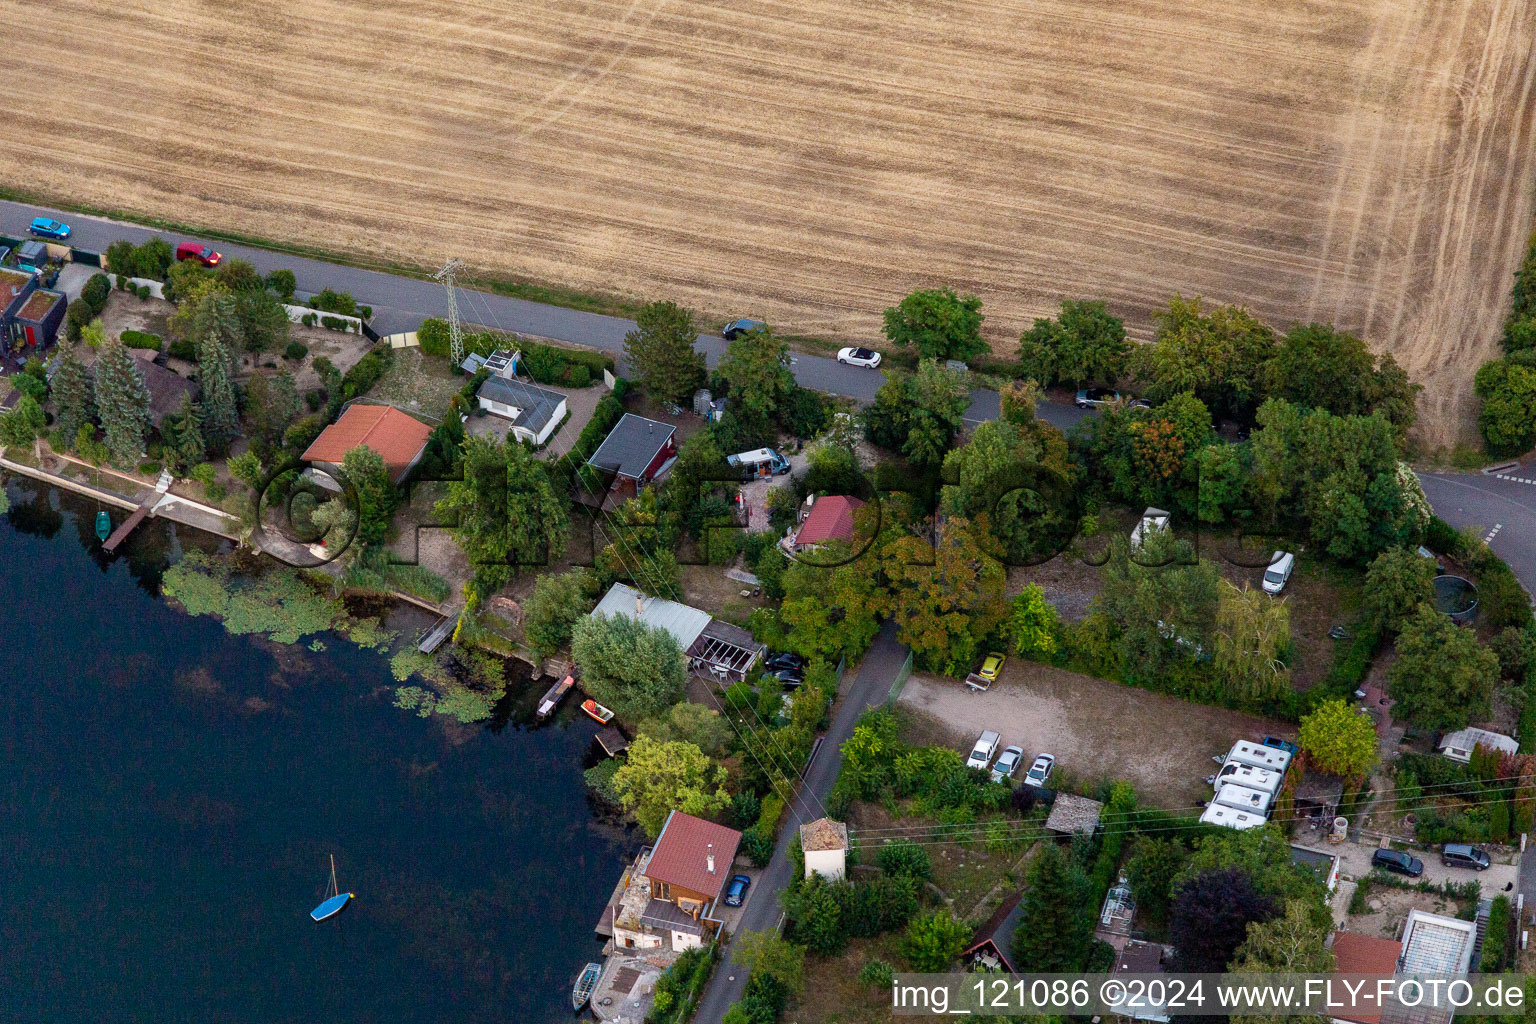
[722,318,766,340]
[764,651,805,673]
[1440,844,1490,871]
[1371,849,1424,877]
[724,874,751,907]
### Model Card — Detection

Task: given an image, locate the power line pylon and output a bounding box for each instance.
[433,258,466,368]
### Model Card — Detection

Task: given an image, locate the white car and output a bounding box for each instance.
[991,745,1024,784]
[966,730,1000,771]
[837,346,882,368]
[1024,753,1055,787]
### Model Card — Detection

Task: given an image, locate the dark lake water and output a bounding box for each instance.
[0,477,631,1023]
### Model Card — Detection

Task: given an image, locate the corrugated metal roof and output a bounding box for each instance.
[591,583,711,651]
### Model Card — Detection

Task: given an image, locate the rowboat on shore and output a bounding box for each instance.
[572,962,602,1011]
[310,855,354,922]
[581,699,614,725]
[537,674,576,719]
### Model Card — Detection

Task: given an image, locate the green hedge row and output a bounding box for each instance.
[120,329,162,351]
[553,378,629,481]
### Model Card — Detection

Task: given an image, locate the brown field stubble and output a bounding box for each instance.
[3,0,1535,443]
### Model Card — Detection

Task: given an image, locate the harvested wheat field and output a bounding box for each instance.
[4,0,1536,441]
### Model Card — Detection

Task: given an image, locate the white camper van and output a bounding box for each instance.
[727,447,791,480]
[1214,761,1283,798]
[1199,804,1266,830]
[1213,784,1273,816]
[1225,740,1292,774]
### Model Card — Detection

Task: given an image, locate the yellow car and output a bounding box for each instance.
[978,652,1006,682]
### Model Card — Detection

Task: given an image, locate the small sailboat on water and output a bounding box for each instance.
[581,698,614,725]
[310,855,354,922]
[572,962,602,1011]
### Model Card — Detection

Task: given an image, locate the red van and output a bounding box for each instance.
[175,242,222,267]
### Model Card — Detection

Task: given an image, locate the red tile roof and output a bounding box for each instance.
[302,405,432,483]
[793,495,866,549]
[645,811,741,903]
[1330,932,1402,1024]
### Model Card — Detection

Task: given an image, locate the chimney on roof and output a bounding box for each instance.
[707,843,715,874]
[636,591,644,616]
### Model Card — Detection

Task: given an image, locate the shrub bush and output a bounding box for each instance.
[418,317,452,358]
[304,388,325,412]
[64,301,92,342]
[167,338,197,362]
[1479,896,1510,969]
[264,269,297,301]
[284,341,308,361]
[340,345,392,401]
[307,288,360,317]
[137,285,151,301]
[320,315,351,332]
[120,330,162,351]
[80,273,110,316]
[876,839,932,880]
[137,461,162,477]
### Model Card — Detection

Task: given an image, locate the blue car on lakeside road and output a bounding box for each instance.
[29,217,70,240]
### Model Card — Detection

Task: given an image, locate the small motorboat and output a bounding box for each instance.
[581,699,614,725]
[311,854,354,922]
[95,510,111,543]
[537,674,576,719]
[572,961,602,1011]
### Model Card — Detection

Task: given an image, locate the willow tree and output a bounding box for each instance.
[1214,580,1291,701]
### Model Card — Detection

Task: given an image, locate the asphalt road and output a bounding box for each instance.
[691,622,909,1024]
[1417,470,1536,598]
[2,199,1023,419]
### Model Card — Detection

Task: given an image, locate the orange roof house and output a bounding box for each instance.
[792,495,866,550]
[1329,932,1404,1024]
[302,405,432,484]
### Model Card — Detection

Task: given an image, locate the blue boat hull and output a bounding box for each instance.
[311,892,353,922]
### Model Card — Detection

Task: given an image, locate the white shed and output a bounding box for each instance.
[800,818,849,882]
[1437,727,1519,763]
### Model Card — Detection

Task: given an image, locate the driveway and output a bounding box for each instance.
[897,662,1291,807]
[1333,836,1520,895]
[691,622,909,1024]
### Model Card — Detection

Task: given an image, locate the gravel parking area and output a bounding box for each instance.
[1333,836,1519,893]
[898,660,1290,807]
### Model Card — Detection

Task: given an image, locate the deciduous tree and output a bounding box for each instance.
[0,395,46,448]
[865,359,970,467]
[522,568,597,658]
[570,611,688,721]
[610,735,729,839]
[882,287,986,362]
[1138,296,1275,421]
[638,701,732,757]
[1389,603,1498,731]
[435,435,570,586]
[888,517,1007,673]
[1362,546,1437,634]
[1168,868,1277,973]
[1017,299,1128,386]
[1008,583,1060,658]
[1474,357,1536,456]
[340,444,397,545]
[717,322,794,427]
[1213,580,1292,701]
[901,909,971,972]
[1297,699,1378,779]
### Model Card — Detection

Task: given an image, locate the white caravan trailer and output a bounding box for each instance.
[1213,762,1284,798]
[1225,740,1292,774]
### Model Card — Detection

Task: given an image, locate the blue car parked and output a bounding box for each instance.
[29,217,70,240]
[724,874,751,907]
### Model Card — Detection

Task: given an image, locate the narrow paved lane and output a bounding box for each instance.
[2,199,1014,419]
[691,623,908,1024]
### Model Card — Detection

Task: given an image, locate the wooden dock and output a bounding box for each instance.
[595,727,628,757]
[418,615,455,654]
[102,496,155,552]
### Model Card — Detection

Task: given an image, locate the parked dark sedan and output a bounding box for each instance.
[764,667,804,688]
[724,874,752,907]
[764,651,806,673]
[1371,849,1424,877]
[722,318,766,340]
